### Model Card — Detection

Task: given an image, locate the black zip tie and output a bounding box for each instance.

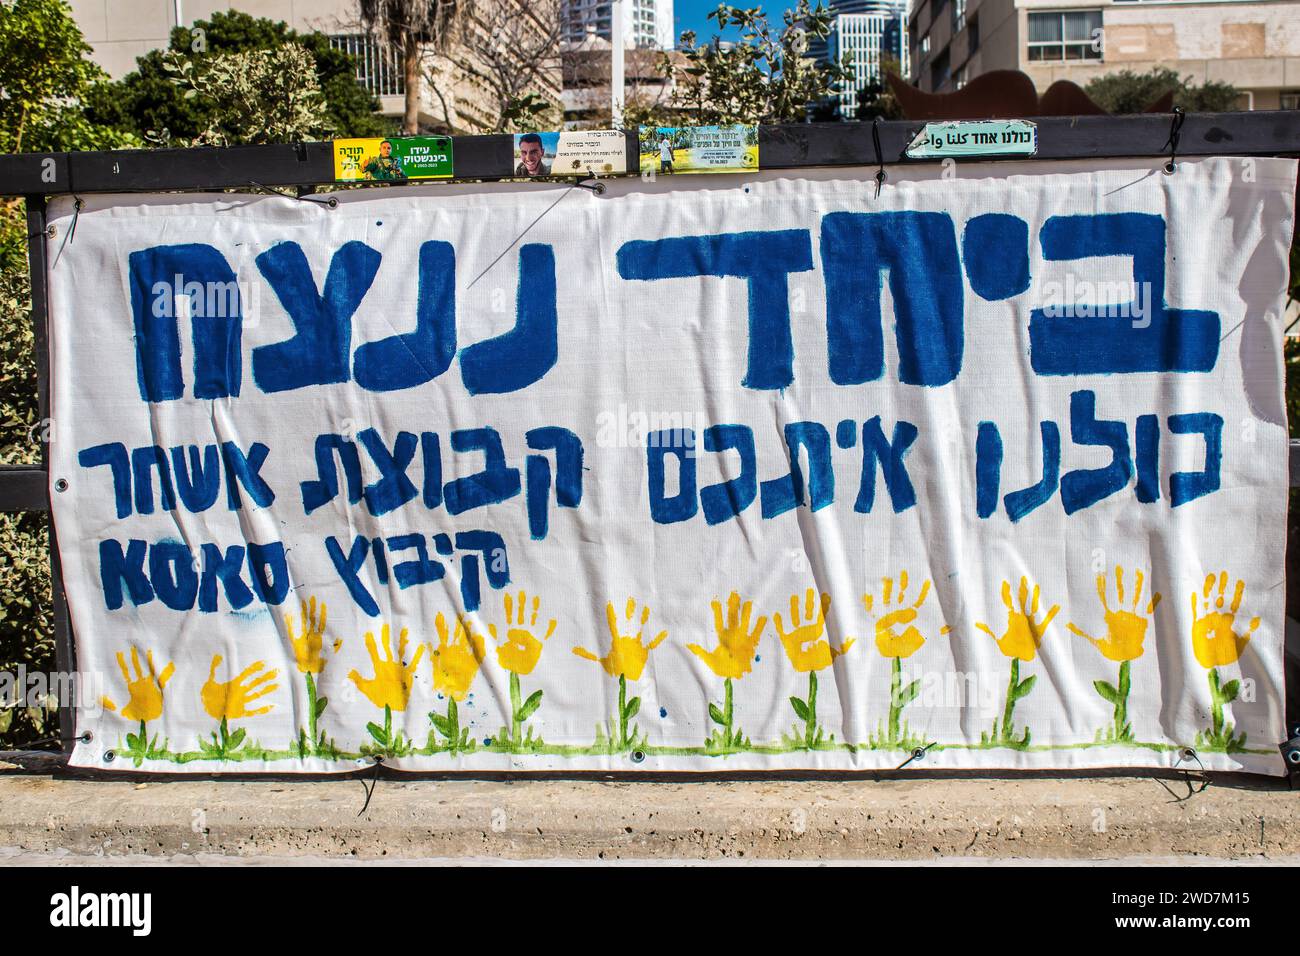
[894,741,935,770]
[357,756,382,817]
[247,180,338,208]
[1158,746,1209,801]
[50,198,83,270]
[872,118,887,199]
[1162,107,1185,175]
[574,177,606,194]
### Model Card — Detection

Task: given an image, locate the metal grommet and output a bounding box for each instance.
[630,749,646,764]
[45,225,57,239]
[911,747,927,762]
[326,197,338,209]
[103,750,115,763]
[1163,161,1176,176]
[1290,723,1300,739]
[1180,746,1197,762]
[54,478,69,492]
[1286,748,1300,766]
[79,731,93,744]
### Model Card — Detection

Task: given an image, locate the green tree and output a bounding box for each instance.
[1084,66,1241,115]
[666,2,852,126]
[0,0,140,152]
[89,10,389,144]
[359,0,466,134]
[159,43,334,146]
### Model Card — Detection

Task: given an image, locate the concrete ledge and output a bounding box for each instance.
[0,773,1297,861]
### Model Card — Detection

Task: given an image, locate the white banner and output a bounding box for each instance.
[47,157,1295,773]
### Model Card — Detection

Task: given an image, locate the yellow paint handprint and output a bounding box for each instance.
[861,573,948,750]
[201,655,279,720]
[102,647,175,723]
[348,623,426,712]
[1069,566,1159,744]
[1190,572,1259,668]
[774,589,850,673]
[430,612,486,702]
[689,590,767,680]
[1190,572,1258,753]
[978,577,1058,749]
[1069,566,1160,662]
[863,572,948,660]
[284,596,341,674]
[976,577,1059,662]
[490,590,556,676]
[574,598,666,681]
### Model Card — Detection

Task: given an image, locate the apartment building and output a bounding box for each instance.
[908,0,1300,109]
[67,0,562,132]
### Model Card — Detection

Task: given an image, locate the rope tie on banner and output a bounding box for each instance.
[872,117,887,199]
[573,177,606,194]
[1157,746,1209,801]
[50,197,83,270]
[357,756,383,817]
[246,180,338,208]
[894,741,936,770]
[1162,106,1186,175]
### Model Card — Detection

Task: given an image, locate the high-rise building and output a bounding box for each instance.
[808,1,911,116]
[562,0,675,50]
[907,0,1300,109]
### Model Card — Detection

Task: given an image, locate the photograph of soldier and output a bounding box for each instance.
[515,133,551,177]
[363,140,407,181]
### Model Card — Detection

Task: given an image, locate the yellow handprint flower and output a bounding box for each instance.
[1069,566,1160,744]
[430,613,486,702]
[977,577,1058,749]
[976,577,1059,663]
[1191,572,1258,669]
[689,591,767,680]
[102,647,175,724]
[490,591,556,677]
[861,573,949,749]
[774,590,851,751]
[284,596,340,674]
[1191,572,1259,753]
[201,655,279,721]
[350,624,426,758]
[283,595,342,758]
[488,592,556,753]
[574,599,666,752]
[348,623,426,712]
[690,591,767,753]
[574,598,667,681]
[101,647,175,766]
[774,589,851,673]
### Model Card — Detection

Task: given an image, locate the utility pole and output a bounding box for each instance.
[611,0,625,127]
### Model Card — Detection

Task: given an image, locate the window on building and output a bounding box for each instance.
[952,0,966,32]
[329,35,405,97]
[1027,11,1103,62]
[1282,92,1300,110]
[968,14,980,54]
[931,46,950,89]
[921,34,931,56]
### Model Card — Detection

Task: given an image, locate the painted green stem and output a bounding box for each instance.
[618,674,629,750]
[721,677,734,744]
[888,656,902,744]
[304,672,319,748]
[1001,659,1019,741]
[509,671,522,748]
[1208,667,1226,738]
[804,671,818,749]
[1113,660,1130,738]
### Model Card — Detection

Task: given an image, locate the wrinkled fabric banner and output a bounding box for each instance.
[48,157,1294,774]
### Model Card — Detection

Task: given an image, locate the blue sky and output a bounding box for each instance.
[673,0,800,44]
